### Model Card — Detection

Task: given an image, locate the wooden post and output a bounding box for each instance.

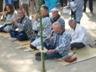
[37,0,46,72]
[0,0,3,12]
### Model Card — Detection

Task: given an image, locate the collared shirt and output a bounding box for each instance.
[69,24,87,45]
[33,15,52,38]
[17,16,34,40]
[50,15,65,30]
[46,31,71,57]
[19,15,25,23]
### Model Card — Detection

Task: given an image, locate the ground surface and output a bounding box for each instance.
[0,2,96,72]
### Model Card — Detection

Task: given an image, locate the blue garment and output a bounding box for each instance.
[50,0,57,12]
[10,30,29,41]
[45,52,62,59]
[57,0,60,2]
[5,0,14,6]
[44,42,56,50]
[45,0,50,12]
[45,0,57,12]
[44,42,62,59]
[44,31,71,57]
[0,24,11,32]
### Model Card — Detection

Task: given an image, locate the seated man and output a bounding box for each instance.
[68,19,87,50]
[9,8,33,41]
[30,5,52,50]
[36,22,70,59]
[51,8,65,30]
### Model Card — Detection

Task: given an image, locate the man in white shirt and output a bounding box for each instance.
[68,19,87,50]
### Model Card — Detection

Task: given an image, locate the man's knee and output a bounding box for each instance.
[30,44,37,50]
[71,43,85,50]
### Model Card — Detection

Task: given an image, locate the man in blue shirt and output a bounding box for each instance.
[36,22,71,60]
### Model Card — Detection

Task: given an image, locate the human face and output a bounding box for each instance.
[51,11,58,18]
[6,6,10,12]
[52,25,61,34]
[69,23,76,29]
[17,10,25,18]
[40,7,47,17]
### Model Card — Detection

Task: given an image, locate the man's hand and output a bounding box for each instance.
[2,11,7,17]
[46,50,55,54]
[32,14,38,21]
[11,19,18,25]
[46,35,51,40]
[66,5,70,9]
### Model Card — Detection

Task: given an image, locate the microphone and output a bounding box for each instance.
[45,31,54,41]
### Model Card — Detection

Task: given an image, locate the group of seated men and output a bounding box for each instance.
[0,5,87,60]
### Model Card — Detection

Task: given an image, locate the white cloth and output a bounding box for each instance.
[70,1,77,12]
[4,25,12,32]
[69,24,87,45]
[63,6,70,13]
[31,37,46,47]
[51,8,59,12]
[19,0,29,5]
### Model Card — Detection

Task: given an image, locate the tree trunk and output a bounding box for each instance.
[0,0,3,12]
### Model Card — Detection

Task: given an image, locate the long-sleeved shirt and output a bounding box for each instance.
[4,11,18,24]
[50,15,65,30]
[33,16,52,38]
[46,31,71,57]
[69,24,87,45]
[17,16,34,40]
[68,0,83,22]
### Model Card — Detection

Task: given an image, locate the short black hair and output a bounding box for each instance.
[41,5,48,11]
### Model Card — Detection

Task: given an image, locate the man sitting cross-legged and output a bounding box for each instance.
[35,22,71,60]
[68,19,87,50]
[9,8,34,41]
[29,5,52,50]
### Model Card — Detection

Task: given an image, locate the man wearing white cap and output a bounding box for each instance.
[51,8,65,30]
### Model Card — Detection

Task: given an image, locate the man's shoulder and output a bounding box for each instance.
[24,16,31,21]
[43,17,51,23]
[58,16,64,20]
[61,32,71,41]
[62,31,70,37]
[44,17,51,20]
[57,16,65,23]
[77,24,86,31]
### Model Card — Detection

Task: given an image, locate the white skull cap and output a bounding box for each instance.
[51,8,59,12]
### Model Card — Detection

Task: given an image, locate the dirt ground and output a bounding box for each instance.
[0,2,96,72]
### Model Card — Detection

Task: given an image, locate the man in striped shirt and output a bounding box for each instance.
[36,22,71,59]
[30,5,52,50]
